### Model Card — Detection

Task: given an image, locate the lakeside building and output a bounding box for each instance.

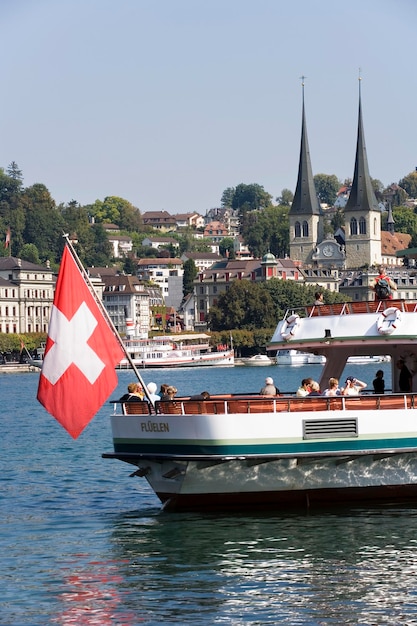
[136,257,184,310]
[192,254,303,328]
[0,257,54,334]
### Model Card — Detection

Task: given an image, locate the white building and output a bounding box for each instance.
[0,257,54,334]
[137,258,184,308]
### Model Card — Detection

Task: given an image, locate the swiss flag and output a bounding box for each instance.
[37,245,124,438]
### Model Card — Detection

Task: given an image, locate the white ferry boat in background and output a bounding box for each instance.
[276,350,389,366]
[104,299,417,511]
[118,333,234,369]
[240,354,276,366]
[276,349,325,366]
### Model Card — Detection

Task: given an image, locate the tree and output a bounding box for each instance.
[221,187,235,207]
[22,183,65,262]
[277,188,294,206]
[219,237,235,258]
[7,161,23,186]
[0,166,26,256]
[123,256,137,275]
[87,196,142,230]
[264,279,347,322]
[240,206,289,258]
[82,223,113,266]
[371,178,384,201]
[232,183,273,217]
[398,171,417,199]
[18,243,40,264]
[313,174,340,206]
[391,206,417,237]
[207,281,276,331]
[182,258,198,296]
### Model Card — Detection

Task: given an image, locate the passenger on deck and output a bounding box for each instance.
[308,381,321,395]
[159,383,169,397]
[323,378,341,396]
[260,377,280,396]
[119,382,145,403]
[373,265,397,301]
[147,382,161,403]
[314,291,324,305]
[372,370,385,394]
[341,376,367,396]
[190,391,210,400]
[296,378,313,397]
[397,359,412,392]
[160,385,178,401]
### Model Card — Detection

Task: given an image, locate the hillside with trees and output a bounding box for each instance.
[1,160,417,271]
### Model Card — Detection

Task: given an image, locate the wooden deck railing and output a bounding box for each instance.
[291,299,417,319]
[115,394,417,416]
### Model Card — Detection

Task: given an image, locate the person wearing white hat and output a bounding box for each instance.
[260,376,279,396]
[147,381,160,404]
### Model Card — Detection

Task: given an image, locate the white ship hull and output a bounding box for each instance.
[105,395,417,510]
[117,349,234,369]
[104,299,417,510]
[118,333,234,368]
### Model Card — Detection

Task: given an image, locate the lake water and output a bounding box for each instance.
[4,361,417,625]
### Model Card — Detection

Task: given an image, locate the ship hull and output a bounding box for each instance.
[104,399,417,511]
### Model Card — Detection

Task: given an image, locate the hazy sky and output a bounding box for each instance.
[1,0,415,214]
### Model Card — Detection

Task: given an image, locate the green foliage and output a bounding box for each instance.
[371,178,384,201]
[207,281,276,331]
[313,174,340,206]
[240,205,289,258]
[18,243,40,264]
[123,256,137,275]
[86,196,142,231]
[208,279,348,333]
[22,184,65,262]
[209,329,274,354]
[231,183,273,219]
[182,258,198,296]
[221,187,235,207]
[392,206,417,236]
[398,171,417,199]
[219,237,235,258]
[0,332,46,353]
[277,188,294,206]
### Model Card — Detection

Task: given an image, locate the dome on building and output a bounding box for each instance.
[262,251,276,264]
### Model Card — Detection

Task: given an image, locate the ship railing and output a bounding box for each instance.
[113,393,417,416]
[283,299,417,320]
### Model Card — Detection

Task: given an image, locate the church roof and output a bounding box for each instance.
[344,80,380,213]
[289,84,321,217]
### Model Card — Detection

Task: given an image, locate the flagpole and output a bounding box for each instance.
[62,234,153,404]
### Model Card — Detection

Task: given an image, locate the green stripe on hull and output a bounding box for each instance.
[113,435,417,456]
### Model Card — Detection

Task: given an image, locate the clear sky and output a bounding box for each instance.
[0,0,415,214]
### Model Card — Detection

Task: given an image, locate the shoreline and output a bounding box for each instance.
[0,363,39,373]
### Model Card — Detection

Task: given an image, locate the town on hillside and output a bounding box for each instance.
[1,85,417,351]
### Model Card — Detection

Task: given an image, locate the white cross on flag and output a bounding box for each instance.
[37,245,124,438]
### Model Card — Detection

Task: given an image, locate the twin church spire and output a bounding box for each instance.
[289,76,381,268]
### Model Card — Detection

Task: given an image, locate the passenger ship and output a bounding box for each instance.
[118,333,234,369]
[104,300,417,510]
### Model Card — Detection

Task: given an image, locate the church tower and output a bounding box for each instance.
[344,78,381,268]
[289,80,322,265]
